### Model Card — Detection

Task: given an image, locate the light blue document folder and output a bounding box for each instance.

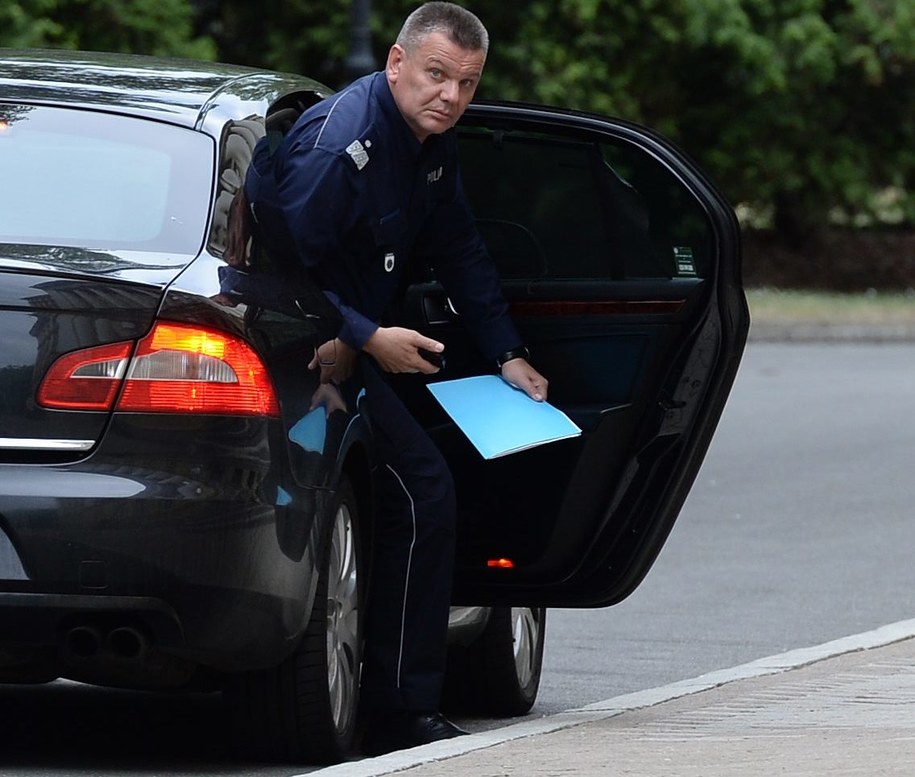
[427,375,582,459]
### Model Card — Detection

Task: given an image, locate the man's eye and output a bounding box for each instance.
[429,68,442,79]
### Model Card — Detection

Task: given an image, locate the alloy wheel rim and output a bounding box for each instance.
[511,607,540,688]
[326,502,359,731]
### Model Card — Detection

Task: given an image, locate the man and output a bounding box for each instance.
[259,1,547,755]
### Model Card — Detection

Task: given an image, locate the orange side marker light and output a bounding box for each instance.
[487,558,515,569]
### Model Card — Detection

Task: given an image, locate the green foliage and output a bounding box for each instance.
[478,0,915,241]
[0,0,62,47]
[7,0,915,241]
[667,0,915,238]
[206,0,352,82]
[0,0,215,58]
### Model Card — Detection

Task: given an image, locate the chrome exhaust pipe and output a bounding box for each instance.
[64,625,103,660]
[105,626,148,660]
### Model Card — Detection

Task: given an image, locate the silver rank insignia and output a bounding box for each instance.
[384,252,395,272]
[345,139,370,170]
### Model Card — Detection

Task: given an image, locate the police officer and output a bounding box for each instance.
[269,2,548,755]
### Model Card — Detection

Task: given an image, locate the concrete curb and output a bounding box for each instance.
[748,322,915,342]
[302,617,915,777]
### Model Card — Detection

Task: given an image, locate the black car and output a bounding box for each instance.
[0,49,748,763]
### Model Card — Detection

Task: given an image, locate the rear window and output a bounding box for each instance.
[0,104,213,254]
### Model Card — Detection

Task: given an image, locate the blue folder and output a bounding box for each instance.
[427,375,581,459]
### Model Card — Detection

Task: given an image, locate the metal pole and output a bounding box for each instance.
[345,0,376,84]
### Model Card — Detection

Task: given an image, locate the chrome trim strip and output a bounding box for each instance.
[0,438,94,452]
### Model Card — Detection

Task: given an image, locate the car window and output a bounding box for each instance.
[208,117,265,263]
[208,92,325,265]
[0,104,212,255]
[457,125,713,281]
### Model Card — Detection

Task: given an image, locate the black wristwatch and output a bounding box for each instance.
[496,346,530,369]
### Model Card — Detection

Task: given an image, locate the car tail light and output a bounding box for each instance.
[39,322,280,417]
[37,341,133,411]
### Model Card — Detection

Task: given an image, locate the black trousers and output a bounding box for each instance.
[358,362,456,713]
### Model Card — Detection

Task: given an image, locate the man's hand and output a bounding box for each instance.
[363,326,445,374]
[309,382,348,416]
[501,358,548,402]
[309,338,357,385]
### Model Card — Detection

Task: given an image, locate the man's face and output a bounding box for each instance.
[386,31,485,142]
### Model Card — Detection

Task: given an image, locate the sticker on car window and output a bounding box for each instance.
[674,246,697,277]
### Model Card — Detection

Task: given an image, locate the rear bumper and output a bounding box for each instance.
[0,592,184,647]
[0,439,328,676]
[0,581,308,680]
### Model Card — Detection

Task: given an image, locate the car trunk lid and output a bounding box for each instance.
[0,249,175,461]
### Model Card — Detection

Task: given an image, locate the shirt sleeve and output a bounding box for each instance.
[274,137,379,350]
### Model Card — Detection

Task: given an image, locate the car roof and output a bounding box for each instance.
[0,48,329,129]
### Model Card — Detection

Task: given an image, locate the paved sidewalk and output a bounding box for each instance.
[311,620,915,777]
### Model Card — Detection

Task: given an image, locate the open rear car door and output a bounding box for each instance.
[395,103,749,609]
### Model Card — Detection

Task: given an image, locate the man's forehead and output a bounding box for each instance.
[413,31,485,72]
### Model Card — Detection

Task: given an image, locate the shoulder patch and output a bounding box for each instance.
[345,139,370,171]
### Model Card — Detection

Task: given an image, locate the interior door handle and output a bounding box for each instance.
[422,292,460,325]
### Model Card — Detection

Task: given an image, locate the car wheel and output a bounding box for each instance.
[444,606,546,717]
[226,476,362,763]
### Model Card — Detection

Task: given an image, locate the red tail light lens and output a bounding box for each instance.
[39,322,279,417]
[37,341,132,411]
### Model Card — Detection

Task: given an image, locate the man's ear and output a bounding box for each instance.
[386,44,405,82]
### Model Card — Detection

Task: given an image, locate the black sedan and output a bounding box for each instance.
[0,49,748,763]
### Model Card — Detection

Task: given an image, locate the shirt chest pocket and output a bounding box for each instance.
[371,209,404,250]
[369,209,404,276]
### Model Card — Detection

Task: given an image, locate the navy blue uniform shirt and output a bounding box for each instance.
[271,71,521,360]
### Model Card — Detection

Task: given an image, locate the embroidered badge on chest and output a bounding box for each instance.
[345,139,370,170]
[427,165,443,185]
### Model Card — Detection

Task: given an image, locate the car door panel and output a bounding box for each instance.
[395,103,748,610]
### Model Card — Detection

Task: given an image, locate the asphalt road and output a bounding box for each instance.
[539,340,915,713]
[2,341,914,775]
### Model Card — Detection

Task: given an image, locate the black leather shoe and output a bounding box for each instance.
[362,711,468,756]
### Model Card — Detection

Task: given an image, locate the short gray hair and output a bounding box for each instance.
[396,2,489,55]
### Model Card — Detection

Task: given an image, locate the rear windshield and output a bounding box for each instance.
[0,104,213,254]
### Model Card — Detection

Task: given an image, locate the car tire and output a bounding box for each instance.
[444,606,546,717]
[226,476,363,763]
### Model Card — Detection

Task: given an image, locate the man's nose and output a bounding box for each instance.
[440,79,459,102]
